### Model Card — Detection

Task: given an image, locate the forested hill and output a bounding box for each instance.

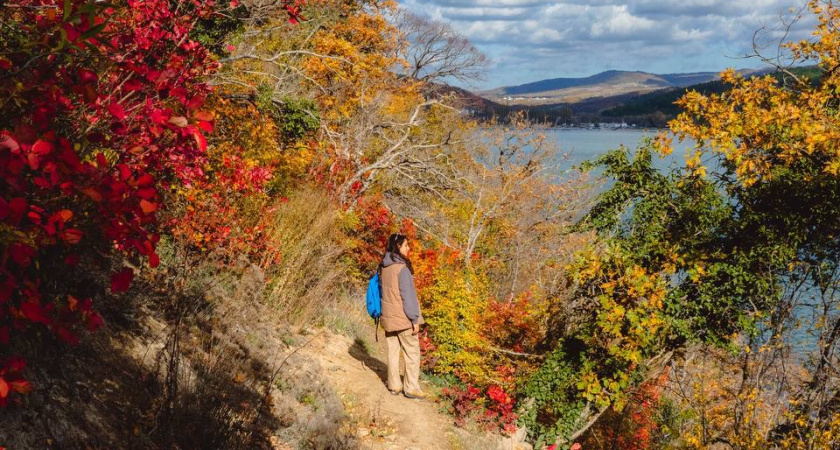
[602,66,822,119]
[483,70,721,98]
[468,66,822,127]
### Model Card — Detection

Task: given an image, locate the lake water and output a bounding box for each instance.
[549,133,828,356]
[547,128,694,173]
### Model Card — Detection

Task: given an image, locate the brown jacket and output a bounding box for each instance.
[379,252,425,332]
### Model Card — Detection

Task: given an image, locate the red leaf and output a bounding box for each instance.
[56,326,80,345]
[0,58,12,70]
[118,164,131,181]
[145,69,161,82]
[110,268,134,293]
[65,254,80,266]
[87,312,104,331]
[149,109,170,124]
[20,301,51,325]
[123,79,144,91]
[186,95,205,110]
[34,177,52,188]
[149,252,160,268]
[106,103,127,121]
[0,378,8,399]
[9,243,35,267]
[78,68,98,83]
[31,140,54,155]
[5,357,25,372]
[136,187,156,199]
[197,120,213,133]
[137,174,154,186]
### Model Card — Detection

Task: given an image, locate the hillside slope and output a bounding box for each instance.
[476,68,780,106]
[480,70,721,105]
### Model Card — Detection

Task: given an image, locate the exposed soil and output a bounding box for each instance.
[299,330,529,450]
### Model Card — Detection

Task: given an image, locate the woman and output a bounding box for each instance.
[379,233,425,399]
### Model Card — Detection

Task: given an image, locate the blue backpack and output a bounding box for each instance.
[365,269,382,340]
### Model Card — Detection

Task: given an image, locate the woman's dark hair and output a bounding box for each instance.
[385,233,414,274]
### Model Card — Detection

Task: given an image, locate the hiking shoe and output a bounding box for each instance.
[403,390,426,400]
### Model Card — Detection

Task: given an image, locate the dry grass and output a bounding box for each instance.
[256,187,349,324]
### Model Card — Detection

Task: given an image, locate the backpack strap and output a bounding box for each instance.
[375,263,383,342]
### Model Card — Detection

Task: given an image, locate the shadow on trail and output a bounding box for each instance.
[348,338,388,386]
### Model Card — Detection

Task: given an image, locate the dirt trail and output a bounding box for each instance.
[300,329,526,450]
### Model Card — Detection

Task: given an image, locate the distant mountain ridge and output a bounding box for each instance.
[490,70,715,95]
[478,69,764,105]
[466,66,820,128]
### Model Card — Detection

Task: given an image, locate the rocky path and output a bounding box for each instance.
[299,330,525,450]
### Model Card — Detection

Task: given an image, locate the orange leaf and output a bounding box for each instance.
[0,378,8,399]
[193,111,214,121]
[58,209,73,222]
[9,379,32,394]
[80,187,103,202]
[194,130,207,151]
[140,199,157,214]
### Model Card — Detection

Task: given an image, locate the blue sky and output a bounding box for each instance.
[398,0,817,89]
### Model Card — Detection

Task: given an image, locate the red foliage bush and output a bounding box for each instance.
[482,291,542,353]
[439,382,518,435]
[339,195,426,276]
[0,0,219,405]
[0,0,303,406]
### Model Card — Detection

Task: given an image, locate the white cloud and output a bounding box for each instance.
[438,6,531,20]
[589,5,657,38]
[398,0,816,88]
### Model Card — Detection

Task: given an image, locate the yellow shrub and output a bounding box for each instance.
[421,264,491,382]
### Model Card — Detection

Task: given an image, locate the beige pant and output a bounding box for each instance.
[385,328,421,394]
